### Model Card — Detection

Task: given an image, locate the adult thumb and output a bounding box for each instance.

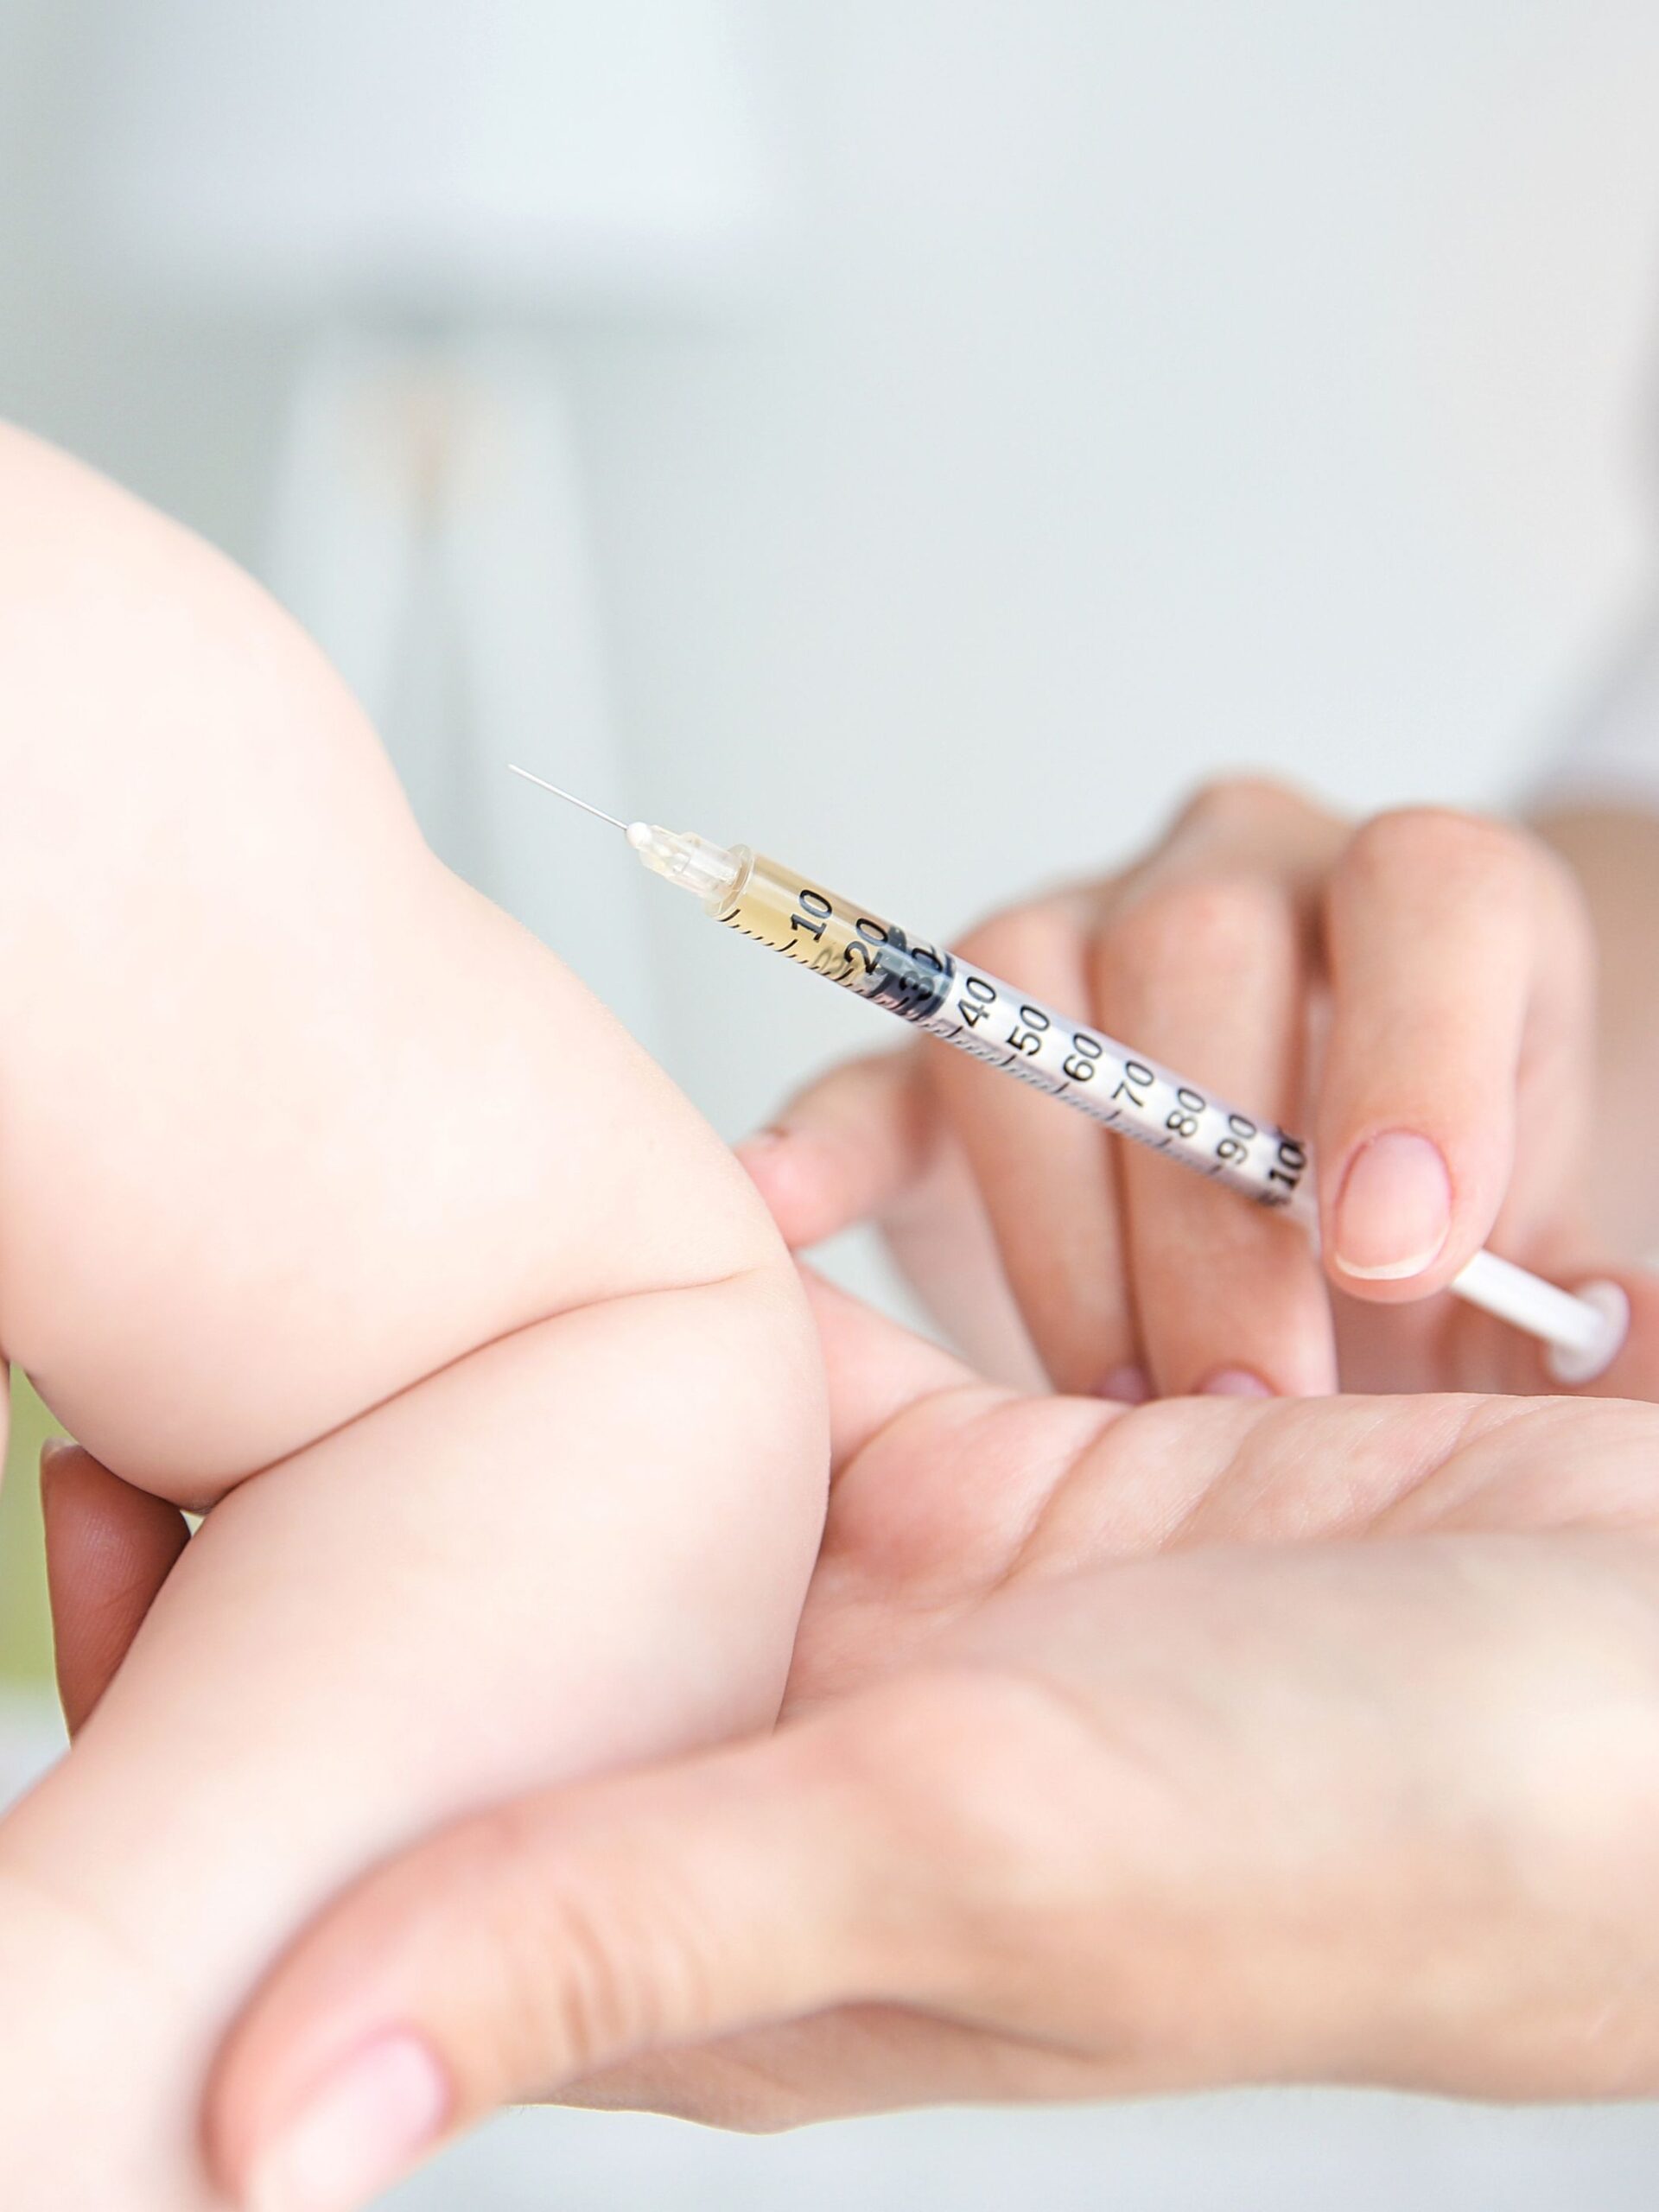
[210,1708,925,2212]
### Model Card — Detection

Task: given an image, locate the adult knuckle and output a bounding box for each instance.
[527,1882,664,2081]
[957,899,1076,988]
[1344,806,1527,903]
[1104,872,1289,987]
[1173,772,1310,840]
[437,1799,679,2088]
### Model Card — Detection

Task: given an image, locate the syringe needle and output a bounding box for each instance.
[511,769,1627,1373]
[507,764,629,832]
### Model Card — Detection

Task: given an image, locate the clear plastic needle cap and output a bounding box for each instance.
[507,764,741,903]
[625,820,742,902]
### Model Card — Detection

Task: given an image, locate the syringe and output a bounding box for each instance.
[510,766,1629,1380]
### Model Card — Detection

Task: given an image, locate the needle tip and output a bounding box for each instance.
[505,765,628,832]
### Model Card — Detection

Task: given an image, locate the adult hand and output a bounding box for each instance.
[741,781,1659,1401]
[94,1272,1659,2209]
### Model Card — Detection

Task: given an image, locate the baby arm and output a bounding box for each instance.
[0,425,825,2205]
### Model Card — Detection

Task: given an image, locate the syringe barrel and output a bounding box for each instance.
[710,850,1313,1215]
[708,849,950,1014]
[648,828,1620,1368]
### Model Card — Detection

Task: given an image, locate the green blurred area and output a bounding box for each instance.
[0,1371,60,1688]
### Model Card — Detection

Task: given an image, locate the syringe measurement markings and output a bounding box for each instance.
[508,768,1625,1370]
[915,949,1301,1198]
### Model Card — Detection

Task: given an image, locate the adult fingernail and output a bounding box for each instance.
[1333,1132,1452,1281]
[245,2031,450,2212]
[38,1437,75,1471]
[1096,1364,1151,1404]
[1199,1368,1274,1398]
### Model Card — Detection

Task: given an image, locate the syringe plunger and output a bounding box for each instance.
[512,765,1628,1377]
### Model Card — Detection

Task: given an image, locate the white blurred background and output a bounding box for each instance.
[3,1,1659,2202]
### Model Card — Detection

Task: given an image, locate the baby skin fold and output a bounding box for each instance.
[0,423,827,2207]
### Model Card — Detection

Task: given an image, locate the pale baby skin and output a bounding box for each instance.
[0,424,827,2208]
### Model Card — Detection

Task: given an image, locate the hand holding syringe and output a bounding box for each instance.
[513,769,1630,1391]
